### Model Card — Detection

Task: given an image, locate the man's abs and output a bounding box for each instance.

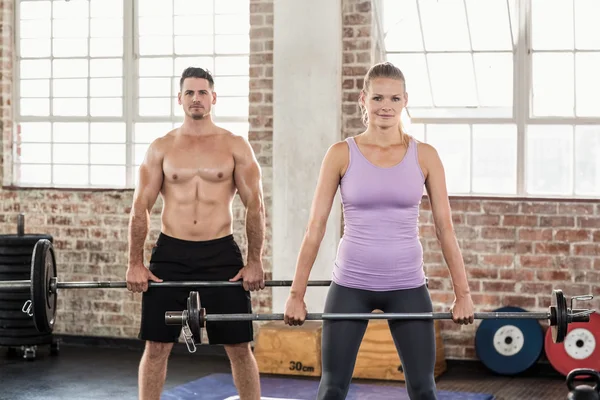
[160,199,234,241]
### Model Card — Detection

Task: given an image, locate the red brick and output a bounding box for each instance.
[481,254,514,267]
[499,241,533,254]
[535,242,571,255]
[501,295,536,308]
[594,231,600,242]
[483,201,519,214]
[467,267,499,279]
[555,229,591,242]
[540,216,575,227]
[536,270,571,281]
[559,203,595,215]
[519,255,554,268]
[573,244,600,256]
[503,215,538,226]
[466,214,500,226]
[521,202,558,214]
[518,228,553,241]
[448,200,481,212]
[482,281,516,292]
[481,227,515,240]
[579,217,600,228]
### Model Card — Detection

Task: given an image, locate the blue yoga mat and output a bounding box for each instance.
[162,373,495,400]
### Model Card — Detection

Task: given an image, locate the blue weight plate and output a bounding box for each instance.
[475,306,544,376]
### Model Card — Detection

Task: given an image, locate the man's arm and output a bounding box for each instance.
[232,135,265,266]
[128,139,165,267]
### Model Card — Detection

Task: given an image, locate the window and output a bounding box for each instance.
[383,0,600,198]
[12,0,250,189]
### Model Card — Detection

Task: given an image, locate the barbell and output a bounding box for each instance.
[165,289,595,353]
[0,238,330,334]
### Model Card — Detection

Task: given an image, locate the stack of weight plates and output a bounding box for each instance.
[475,306,545,376]
[544,311,600,377]
[0,233,55,351]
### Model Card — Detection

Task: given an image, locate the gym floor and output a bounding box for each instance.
[0,336,570,400]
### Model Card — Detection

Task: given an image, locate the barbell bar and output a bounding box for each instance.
[0,238,330,335]
[165,290,596,353]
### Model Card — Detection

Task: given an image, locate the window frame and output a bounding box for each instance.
[10,0,250,190]
[382,0,600,199]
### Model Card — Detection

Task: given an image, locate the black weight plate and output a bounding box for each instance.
[30,239,57,334]
[0,309,31,320]
[0,328,49,338]
[0,299,31,311]
[475,306,544,375]
[0,272,32,281]
[0,234,53,247]
[0,264,35,274]
[0,318,36,329]
[187,291,202,345]
[0,292,31,301]
[0,246,39,256]
[0,255,34,265]
[551,289,567,343]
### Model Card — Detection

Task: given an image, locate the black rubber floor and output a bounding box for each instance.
[0,338,578,400]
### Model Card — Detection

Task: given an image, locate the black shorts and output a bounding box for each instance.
[138,233,253,345]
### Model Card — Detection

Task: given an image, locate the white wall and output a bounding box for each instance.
[272,0,342,313]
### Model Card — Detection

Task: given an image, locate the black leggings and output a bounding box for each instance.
[317,282,437,400]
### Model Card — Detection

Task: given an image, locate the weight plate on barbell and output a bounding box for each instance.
[30,239,57,334]
[551,289,567,343]
[187,291,202,345]
[475,306,544,376]
[545,312,600,377]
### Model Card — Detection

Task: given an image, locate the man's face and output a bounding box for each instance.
[178,77,216,120]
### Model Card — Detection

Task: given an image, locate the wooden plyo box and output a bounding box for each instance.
[352,319,447,381]
[254,321,322,377]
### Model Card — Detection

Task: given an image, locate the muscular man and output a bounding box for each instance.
[126,67,265,400]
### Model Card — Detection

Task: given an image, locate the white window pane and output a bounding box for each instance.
[174,0,213,15]
[532,53,574,117]
[91,122,126,143]
[90,98,123,117]
[15,164,52,185]
[91,0,123,18]
[19,19,51,39]
[428,54,477,107]
[139,36,173,56]
[17,143,51,163]
[473,53,513,108]
[218,122,249,138]
[214,97,248,118]
[531,0,573,50]
[138,17,173,36]
[425,124,471,194]
[53,38,88,57]
[215,14,249,35]
[53,79,88,97]
[20,79,50,98]
[465,0,513,50]
[526,125,573,195]
[20,59,51,79]
[135,144,150,165]
[20,1,51,19]
[90,59,123,77]
[472,124,517,194]
[419,1,470,51]
[576,53,600,117]
[53,19,88,38]
[139,57,174,77]
[215,35,248,54]
[383,0,423,52]
[175,36,214,55]
[91,166,126,187]
[90,144,126,165]
[53,165,88,186]
[387,54,432,107]
[17,122,52,143]
[174,16,213,35]
[134,122,172,143]
[53,0,88,19]
[138,0,173,17]
[20,99,50,117]
[53,122,89,143]
[213,76,248,96]
[20,39,51,58]
[53,144,88,164]
[175,57,214,76]
[575,125,600,196]
[407,122,424,142]
[53,98,88,116]
[139,77,172,97]
[53,59,89,78]
[91,38,123,57]
[91,18,123,38]
[139,98,171,117]
[215,0,247,14]
[575,0,600,50]
[214,56,247,76]
[90,78,123,97]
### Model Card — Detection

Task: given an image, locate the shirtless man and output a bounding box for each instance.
[125,67,265,400]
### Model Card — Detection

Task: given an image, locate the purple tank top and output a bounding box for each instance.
[332,136,427,291]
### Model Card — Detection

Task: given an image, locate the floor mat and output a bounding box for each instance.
[162,373,495,400]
